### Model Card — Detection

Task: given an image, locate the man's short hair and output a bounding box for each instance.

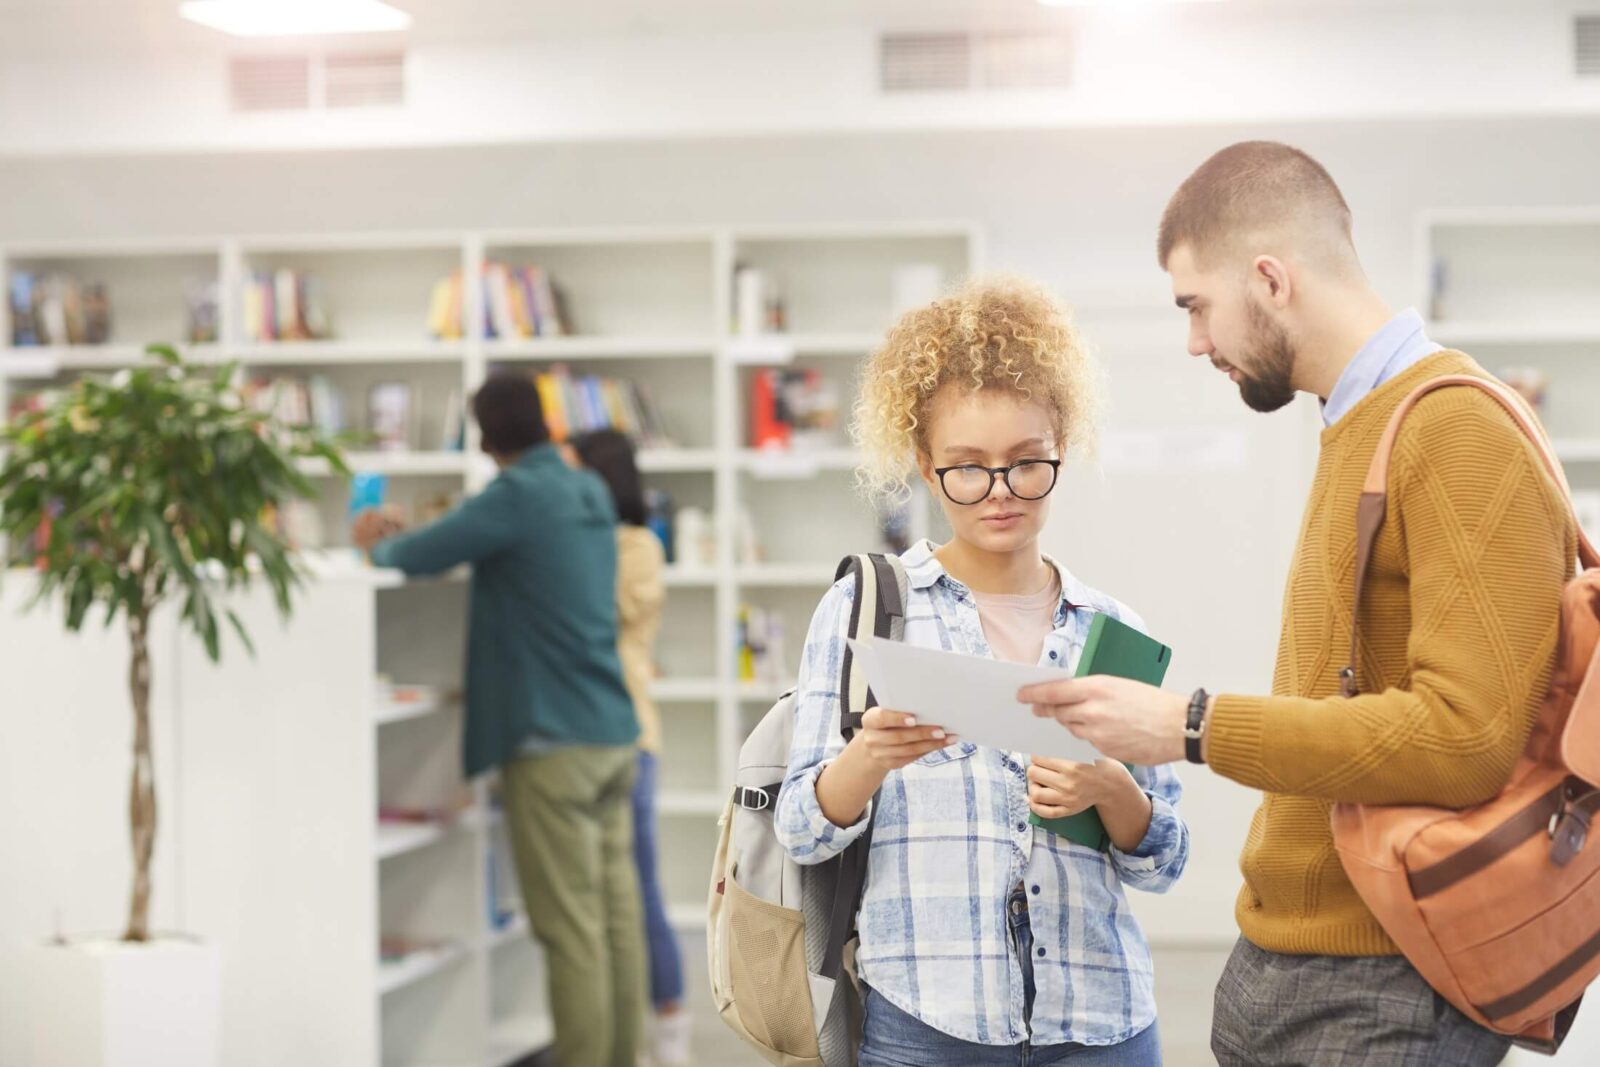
[1158,141,1355,272]
[472,372,550,455]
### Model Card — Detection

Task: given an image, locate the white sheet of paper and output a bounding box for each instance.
[847,638,1103,762]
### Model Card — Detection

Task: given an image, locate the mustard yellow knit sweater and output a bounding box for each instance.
[1207,351,1576,956]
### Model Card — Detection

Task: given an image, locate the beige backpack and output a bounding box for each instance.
[706,553,907,1067]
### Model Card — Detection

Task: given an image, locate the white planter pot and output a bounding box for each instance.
[19,938,221,1067]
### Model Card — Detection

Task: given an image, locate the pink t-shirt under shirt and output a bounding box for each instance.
[970,572,1061,665]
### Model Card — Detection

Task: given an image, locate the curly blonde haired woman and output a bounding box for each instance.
[775,277,1189,1066]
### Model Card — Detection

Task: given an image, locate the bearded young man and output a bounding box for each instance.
[1020,141,1577,1065]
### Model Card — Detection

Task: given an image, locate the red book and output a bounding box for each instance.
[751,370,788,450]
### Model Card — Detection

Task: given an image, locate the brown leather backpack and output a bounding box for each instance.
[1331,373,1600,1054]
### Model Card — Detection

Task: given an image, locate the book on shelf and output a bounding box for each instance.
[242,375,314,426]
[368,381,414,452]
[441,388,465,451]
[749,368,840,451]
[241,374,348,436]
[244,269,329,342]
[736,604,789,685]
[8,272,112,347]
[522,365,671,446]
[186,279,220,344]
[426,270,465,341]
[483,262,569,339]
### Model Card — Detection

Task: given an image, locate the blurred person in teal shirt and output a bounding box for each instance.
[355,373,644,1067]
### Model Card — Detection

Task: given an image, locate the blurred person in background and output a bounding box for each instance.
[355,373,645,1067]
[568,429,692,1067]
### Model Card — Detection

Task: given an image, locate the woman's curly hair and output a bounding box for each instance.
[853,275,1101,502]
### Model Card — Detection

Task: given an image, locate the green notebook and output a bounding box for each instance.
[1030,612,1172,851]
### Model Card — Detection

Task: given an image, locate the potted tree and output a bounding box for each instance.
[0,345,346,1067]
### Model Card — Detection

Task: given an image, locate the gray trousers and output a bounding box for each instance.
[1211,938,1511,1067]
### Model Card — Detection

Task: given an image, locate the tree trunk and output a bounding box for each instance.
[124,609,156,942]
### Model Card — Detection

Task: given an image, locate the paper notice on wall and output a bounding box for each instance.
[1098,427,1249,472]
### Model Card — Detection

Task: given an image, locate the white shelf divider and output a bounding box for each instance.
[661,566,718,588]
[738,447,860,479]
[374,687,450,726]
[736,563,838,588]
[484,335,716,360]
[299,451,470,478]
[229,340,467,364]
[637,448,718,473]
[723,332,881,364]
[375,819,454,861]
[377,943,470,998]
[651,677,724,702]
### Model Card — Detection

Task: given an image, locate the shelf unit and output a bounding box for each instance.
[0,223,980,960]
[1420,208,1600,541]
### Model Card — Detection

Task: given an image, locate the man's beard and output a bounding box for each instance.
[1235,301,1298,414]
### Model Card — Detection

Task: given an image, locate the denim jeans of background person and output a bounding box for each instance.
[356,374,645,1067]
[1020,141,1576,1066]
[780,279,1186,1066]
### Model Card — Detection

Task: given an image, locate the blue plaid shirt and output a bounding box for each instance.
[776,540,1188,1047]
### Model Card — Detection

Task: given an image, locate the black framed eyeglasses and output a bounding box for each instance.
[932,459,1061,506]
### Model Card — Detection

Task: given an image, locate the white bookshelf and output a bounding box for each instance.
[1420,208,1600,493]
[0,224,979,995]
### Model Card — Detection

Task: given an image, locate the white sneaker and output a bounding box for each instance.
[650,1011,692,1067]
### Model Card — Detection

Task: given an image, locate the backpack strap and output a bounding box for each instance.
[836,552,908,738]
[818,551,908,983]
[1342,374,1600,698]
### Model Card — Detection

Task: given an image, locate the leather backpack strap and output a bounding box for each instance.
[1343,374,1600,698]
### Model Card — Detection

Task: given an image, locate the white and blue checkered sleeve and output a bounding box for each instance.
[1110,760,1189,892]
[775,577,874,866]
[1093,600,1190,893]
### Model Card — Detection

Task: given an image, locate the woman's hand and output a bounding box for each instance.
[1027,756,1154,852]
[1027,757,1131,819]
[816,707,956,828]
[852,707,957,773]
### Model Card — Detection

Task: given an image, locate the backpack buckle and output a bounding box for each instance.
[1549,797,1590,869]
[734,786,774,812]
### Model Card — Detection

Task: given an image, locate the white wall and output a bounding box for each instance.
[5,114,1600,956]
[1,2,1598,155]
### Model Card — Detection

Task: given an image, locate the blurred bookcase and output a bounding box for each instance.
[1420,207,1600,544]
[0,221,981,956]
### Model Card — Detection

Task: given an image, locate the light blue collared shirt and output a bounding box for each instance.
[1321,308,1443,427]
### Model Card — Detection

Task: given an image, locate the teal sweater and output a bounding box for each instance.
[370,445,639,776]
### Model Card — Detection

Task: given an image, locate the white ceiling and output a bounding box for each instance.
[0,0,1567,57]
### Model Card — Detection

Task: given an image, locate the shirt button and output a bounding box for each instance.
[1048,650,1057,660]
[1016,822,1027,833]
[1031,885,1040,896]
[1037,947,1047,958]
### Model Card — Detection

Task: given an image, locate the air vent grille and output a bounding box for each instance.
[880,31,1073,93]
[326,51,406,108]
[229,55,311,112]
[1577,14,1600,77]
[228,51,407,112]
[881,33,972,92]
